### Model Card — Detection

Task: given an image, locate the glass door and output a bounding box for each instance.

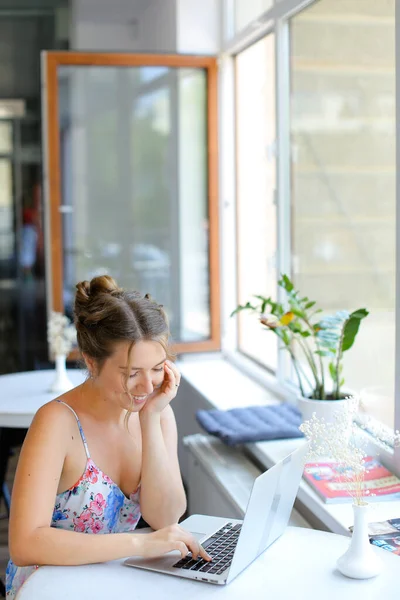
[42,52,219,356]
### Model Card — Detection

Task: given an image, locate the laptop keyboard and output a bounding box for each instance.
[172,522,242,576]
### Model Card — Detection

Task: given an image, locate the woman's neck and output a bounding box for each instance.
[77,379,128,426]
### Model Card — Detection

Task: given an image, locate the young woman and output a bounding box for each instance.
[6,275,210,598]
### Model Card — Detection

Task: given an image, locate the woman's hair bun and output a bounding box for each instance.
[73,274,172,364]
[75,280,91,303]
[75,275,122,303]
[89,275,121,296]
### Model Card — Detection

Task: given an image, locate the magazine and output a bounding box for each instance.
[349,518,400,556]
[349,517,400,536]
[303,457,400,504]
[370,536,400,555]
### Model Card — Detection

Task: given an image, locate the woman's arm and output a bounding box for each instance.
[13,522,208,567]
[139,406,187,530]
[9,401,205,567]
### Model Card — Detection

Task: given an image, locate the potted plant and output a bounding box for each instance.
[232,274,368,422]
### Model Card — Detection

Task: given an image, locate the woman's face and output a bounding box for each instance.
[90,339,167,412]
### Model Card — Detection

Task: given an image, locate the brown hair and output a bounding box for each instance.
[74,275,173,372]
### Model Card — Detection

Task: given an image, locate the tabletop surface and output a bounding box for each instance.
[0,370,86,427]
[16,525,400,600]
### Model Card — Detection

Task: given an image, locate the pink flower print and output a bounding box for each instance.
[89,493,106,516]
[73,509,94,533]
[86,462,99,484]
[103,474,113,485]
[126,508,140,526]
[90,520,104,534]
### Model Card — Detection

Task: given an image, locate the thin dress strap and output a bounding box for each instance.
[56,400,91,459]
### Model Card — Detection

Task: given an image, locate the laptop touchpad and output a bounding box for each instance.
[190,531,208,542]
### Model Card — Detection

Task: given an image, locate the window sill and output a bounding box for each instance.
[178,353,400,536]
[178,352,282,410]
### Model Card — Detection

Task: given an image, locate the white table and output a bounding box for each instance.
[16,521,400,600]
[0,370,86,514]
[0,370,86,428]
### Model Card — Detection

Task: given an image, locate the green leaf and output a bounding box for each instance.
[315,350,333,357]
[280,330,291,346]
[342,308,368,352]
[300,331,311,338]
[279,274,294,293]
[272,304,285,318]
[349,308,369,320]
[291,308,306,319]
[305,301,316,309]
[230,302,256,317]
[253,294,270,303]
[291,326,311,338]
[329,363,337,379]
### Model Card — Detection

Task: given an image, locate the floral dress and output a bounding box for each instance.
[6,401,142,599]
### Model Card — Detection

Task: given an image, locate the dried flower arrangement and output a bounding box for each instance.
[299,397,400,505]
[47,311,77,357]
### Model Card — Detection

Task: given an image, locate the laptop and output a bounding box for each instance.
[124,442,308,585]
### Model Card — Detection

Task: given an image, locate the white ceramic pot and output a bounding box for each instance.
[337,503,382,579]
[298,395,349,424]
[49,354,74,394]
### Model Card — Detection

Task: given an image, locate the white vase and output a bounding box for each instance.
[336,503,382,579]
[298,396,349,425]
[49,354,74,394]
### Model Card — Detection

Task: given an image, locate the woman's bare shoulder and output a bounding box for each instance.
[33,391,81,430]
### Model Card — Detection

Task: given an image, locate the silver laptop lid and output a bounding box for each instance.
[226,442,308,584]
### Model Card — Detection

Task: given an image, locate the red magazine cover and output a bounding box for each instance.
[303,457,400,504]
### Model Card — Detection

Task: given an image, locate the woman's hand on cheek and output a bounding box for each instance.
[140,361,181,415]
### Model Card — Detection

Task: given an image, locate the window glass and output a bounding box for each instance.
[58,65,209,343]
[290,0,395,427]
[236,35,277,370]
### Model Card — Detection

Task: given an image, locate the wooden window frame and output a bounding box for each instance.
[43,51,220,357]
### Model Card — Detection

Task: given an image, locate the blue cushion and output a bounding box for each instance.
[196,403,304,446]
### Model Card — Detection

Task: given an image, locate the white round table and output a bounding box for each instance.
[16,527,400,600]
[0,370,86,428]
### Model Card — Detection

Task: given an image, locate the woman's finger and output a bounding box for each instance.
[166,361,181,387]
[174,527,199,557]
[182,533,211,561]
[186,538,201,559]
[199,544,212,561]
[173,541,190,558]
[164,363,176,389]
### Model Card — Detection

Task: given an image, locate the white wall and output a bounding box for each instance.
[176,0,221,54]
[71,0,220,53]
[71,0,176,52]
[139,0,177,53]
